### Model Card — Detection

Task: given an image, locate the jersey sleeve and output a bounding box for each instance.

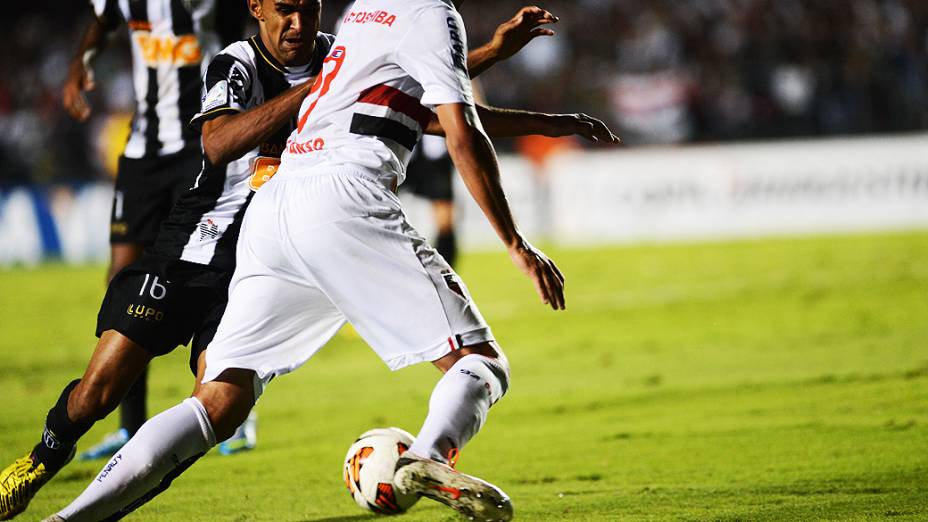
[189,53,253,132]
[394,4,474,109]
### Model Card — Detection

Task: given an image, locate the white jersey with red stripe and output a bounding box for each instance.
[278,0,475,190]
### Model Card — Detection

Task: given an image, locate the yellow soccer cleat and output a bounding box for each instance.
[0,450,72,520]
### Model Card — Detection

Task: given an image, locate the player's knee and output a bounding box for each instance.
[456,353,510,405]
[488,353,511,402]
[194,371,256,441]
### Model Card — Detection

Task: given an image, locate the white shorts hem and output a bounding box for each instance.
[383,327,495,371]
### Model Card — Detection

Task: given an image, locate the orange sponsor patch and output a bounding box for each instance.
[134,33,202,66]
[248,157,281,191]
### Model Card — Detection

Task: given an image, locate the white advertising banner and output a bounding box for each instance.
[402,134,928,249]
[3,134,928,266]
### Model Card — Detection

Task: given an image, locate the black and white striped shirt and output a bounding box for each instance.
[92,0,226,158]
[148,34,335,270]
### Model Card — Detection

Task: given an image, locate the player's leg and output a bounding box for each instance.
[291,178,510,520]
[191,307,258,456]
[104,149,200,452]
[92,155,161,461]
[80,242,148,462]
[45,350,254,521]
[46,185,346,520]
[395,341,512,521]
[418,140,456,267]
[407,341,509,462]
[0,332,151,520]
[48,377,241,522]
[112,255,163,445]
[431,198,458,268]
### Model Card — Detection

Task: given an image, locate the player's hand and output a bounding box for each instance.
[489,6,559,62]
[62,61,96,122]
[508,239,565,310]
[548,113,621,144]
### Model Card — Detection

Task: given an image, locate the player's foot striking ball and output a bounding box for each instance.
[394,452,513,522]
[343,427,419,514]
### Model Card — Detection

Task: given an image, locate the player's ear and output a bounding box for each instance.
[247,0,264,22]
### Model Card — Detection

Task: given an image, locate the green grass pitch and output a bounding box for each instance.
[0,231,926,521]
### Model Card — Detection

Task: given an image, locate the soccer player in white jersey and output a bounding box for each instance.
[37,1,620,521]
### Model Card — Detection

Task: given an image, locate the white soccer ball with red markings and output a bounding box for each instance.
[343,427,420,514]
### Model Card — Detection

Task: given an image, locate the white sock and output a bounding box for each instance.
[55,398,216,521]
[408,354,509,463]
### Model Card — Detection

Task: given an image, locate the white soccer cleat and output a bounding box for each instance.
[394,453,513,522]
[40,516,65,522]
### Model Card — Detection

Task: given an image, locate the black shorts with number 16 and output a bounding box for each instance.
[96,255,230,373]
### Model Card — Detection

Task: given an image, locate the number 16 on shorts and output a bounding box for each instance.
[139,274,168,300]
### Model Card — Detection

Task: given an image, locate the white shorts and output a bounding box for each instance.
[203,167,493,396]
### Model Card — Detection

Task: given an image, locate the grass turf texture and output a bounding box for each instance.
[0,231,926,521]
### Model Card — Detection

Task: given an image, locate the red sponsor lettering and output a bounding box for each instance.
[343,10,396,27]
[286,137,326,155]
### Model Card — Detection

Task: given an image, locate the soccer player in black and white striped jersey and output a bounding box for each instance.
[61,0,245,459]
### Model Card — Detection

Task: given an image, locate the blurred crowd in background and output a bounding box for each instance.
[1,0,926,186]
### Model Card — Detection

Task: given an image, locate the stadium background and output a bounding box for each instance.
[0,1,926,520]
[3,0,928,263]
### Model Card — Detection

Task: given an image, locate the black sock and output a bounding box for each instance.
[120,367,148,435]
[436,230,457,268]
[32,379,93,472]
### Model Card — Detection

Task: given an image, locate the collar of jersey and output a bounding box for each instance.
[250,35,317,76]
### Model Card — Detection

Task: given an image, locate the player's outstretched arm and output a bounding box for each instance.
[426,105,621,144]
[201,80,314,165]
[436,102,565,310]
[63,10,118,122]
[477,106,621,144]
[467,6,558,79]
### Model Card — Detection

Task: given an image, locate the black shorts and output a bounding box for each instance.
[111,147,203,246]
[96,255,230,374]
[402,152,454,201]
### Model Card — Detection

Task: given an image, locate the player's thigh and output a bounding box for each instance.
[203,224,346,394]
[303,212,492,370]
[97,262,209,358]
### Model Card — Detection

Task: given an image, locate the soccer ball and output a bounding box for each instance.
[343,427,420,514]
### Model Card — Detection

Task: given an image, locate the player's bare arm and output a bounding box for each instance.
[467,6,558,78]
[478,107,620,144]
[62,10,117,122]
[201,79,315,165]
[426,105,620,144]
[436,102,566,310]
